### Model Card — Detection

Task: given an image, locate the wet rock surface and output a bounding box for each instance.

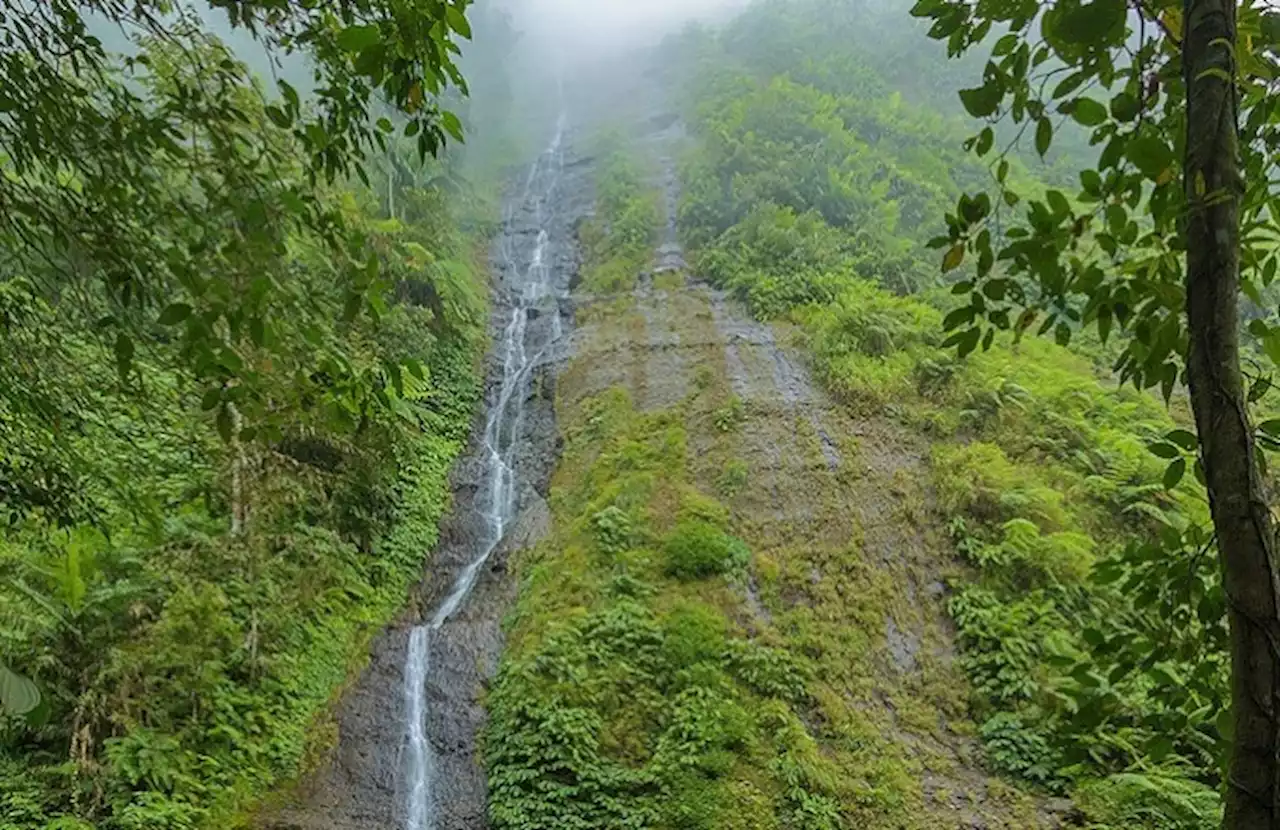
[260,126,592,830]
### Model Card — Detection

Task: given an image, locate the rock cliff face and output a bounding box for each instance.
[266,85,1055,830]
[260,124,593,830]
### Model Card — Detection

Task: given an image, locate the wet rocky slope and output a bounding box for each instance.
[261,122,593,830]
[485,116,1065,829]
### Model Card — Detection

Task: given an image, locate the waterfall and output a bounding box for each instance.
[402,116,568,830]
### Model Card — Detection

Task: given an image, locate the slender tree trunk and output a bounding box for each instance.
[1183,1,1280,826]
[229,401,247,537]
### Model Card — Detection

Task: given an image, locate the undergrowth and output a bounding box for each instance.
[0,199,488,829]
[669,2,1227,827]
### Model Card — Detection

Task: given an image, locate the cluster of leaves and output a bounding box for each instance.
[916,0,1280,395]
[670,1,1233,826]
[665,3,1002,308]
[0,3,493,824]
[487,342,831,829]
[577,145,662,293]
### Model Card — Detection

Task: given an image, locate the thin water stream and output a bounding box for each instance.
[402,116,569,830]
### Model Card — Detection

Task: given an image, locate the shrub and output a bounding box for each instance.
[1074,773,1221,830]
[591,506,635,555]
[979,712,1062,788]
[662,603,730,669]
[664,521,750,580]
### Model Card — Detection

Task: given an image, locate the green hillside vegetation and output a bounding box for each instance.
[664,2,1225,827]
[0,12,490,829]
[485,138,1046,830]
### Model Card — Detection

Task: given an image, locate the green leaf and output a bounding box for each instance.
[441,110,465,143]
[1051,0,1126,44]
[343,294,363,322]
[1035,117,1052,157]
[336,24,380,53]
[955,326,982,358]
[943,243,965,272]
[1250,375,1273,404]
[959,83,1002,118]
[1110,91,1140,122]
[1149,441,1181,460]
[279,79,299,111]
[1070,97,1108,126]
[1126,136,1175,180]
[0,665,40,716]
[446,6,473,38]
[1164,457,1187,489]
[265,105,292,129]
[1148,735,1175,762]
[158,303,192,325]
[1046,190,1071,218]
[114,333,134,376]
[216,406,233,442]
[1052,72,1087,99]
[1166,429,1199,450]
[943,305,975,331]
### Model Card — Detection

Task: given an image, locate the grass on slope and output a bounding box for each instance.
[483,140,1044,830]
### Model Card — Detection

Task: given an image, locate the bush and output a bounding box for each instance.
[591,506,635,555]
[1074,773,1221,830]
[664,521,750,580]
[662,603,730,669]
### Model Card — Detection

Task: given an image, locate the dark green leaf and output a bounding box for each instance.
[114,333,134,376]
[216,406,233,442]
[1126,136,1175,180]
[959,83,1002,118]
[336,25,380,53]
[1035,117,1052,157]
[158,303,192,325]
[265,105,291,129]
[1070,97,1108,126]
[944,305,975,331]
[0,665,40,716]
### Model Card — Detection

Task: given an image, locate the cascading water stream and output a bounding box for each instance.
[402,116,568,830]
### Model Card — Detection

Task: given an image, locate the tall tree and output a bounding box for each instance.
[909,0,1280,825]
[1182,3,1280,825]
[0,0,474,714]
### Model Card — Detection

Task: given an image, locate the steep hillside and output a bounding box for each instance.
[484,119,1053,830]
[485,4,1225,830]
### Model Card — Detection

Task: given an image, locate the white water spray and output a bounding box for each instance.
[403,116,568,830]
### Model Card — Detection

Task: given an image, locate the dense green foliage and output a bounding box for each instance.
[0,4,493,828]
[577,146,662,294]
[487,129,1043,830]
[668,1,1229,826]
[487,151,841,830]
[903,0,1280,825]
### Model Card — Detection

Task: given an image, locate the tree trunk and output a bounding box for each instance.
[1183,1,1280,826]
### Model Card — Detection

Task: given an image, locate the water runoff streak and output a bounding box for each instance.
[403,116,569,830]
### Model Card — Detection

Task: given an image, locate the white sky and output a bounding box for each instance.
[504,0,748,50]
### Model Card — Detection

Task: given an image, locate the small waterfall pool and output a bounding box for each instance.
[402,116,570,830]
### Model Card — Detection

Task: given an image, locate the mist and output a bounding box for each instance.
[500,0,748,67]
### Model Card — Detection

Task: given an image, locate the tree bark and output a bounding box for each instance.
[1183,1,1280,826]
